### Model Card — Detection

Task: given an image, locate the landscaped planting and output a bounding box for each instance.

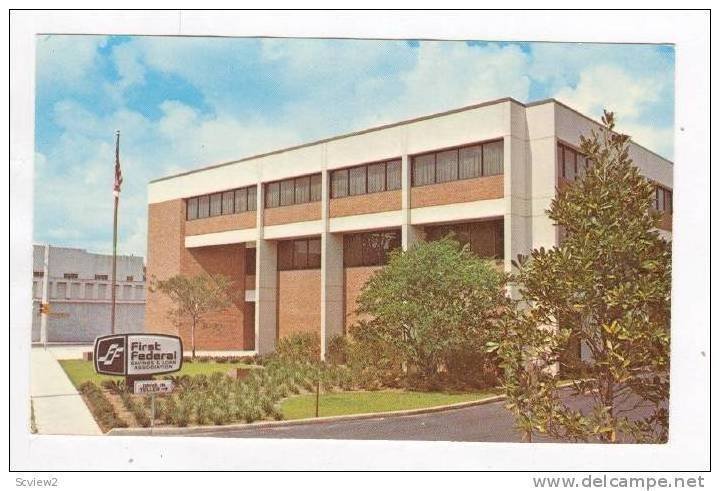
[70,332,499,431]
[78,382,128,431]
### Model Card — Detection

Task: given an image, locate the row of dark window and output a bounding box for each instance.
[424,219,504,260]
[276,231,403,271]
[557,142,592,182]
[330,160,402,198]
[265,174,322,209]
[186,185,258,221]
[653,185,673,213]
[274,223,503,271]
[278,237,322,271]
[187,139,504,220]
[412,140,504,187]
[39,273,135,281]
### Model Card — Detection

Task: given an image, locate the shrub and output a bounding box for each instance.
[101,379,127,394]
[353,237,507,387]
[346,321,404,389]
[326,335,348,365]
[170,395,192,427]
[119,391,151,427]
[79,382,128,431]
[275,332,320,364]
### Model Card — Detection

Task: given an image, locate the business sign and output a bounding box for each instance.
[94,333,183,376]
[134,380,174,395]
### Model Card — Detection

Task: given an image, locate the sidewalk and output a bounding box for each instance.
[30,347,102,435]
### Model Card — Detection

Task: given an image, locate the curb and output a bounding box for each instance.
[107,392,507,436]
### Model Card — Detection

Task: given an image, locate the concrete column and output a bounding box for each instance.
[401,154,423,250]
[254,183,277,355]
[320,148,344,360]
[505,102,533,276]
[320,231,344,359]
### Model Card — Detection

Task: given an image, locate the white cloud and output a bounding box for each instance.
[554,64,661,120]
[552,64,673,159]
[382,41,530,122]
[256,41,532,140]
[36,35,108,90]
[618,122,674,160]
[36,99,304,257]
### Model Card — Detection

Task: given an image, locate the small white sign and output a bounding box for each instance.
[134,380,174,395]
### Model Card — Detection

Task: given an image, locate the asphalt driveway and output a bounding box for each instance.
[179,390,640,442]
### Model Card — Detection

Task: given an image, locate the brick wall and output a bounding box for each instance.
[264,202,321,226]
[181,244,248,350]
[343,265,383,329]
[411,175,504,208]
[277,269,321,339]
[329,190,402,218]
[146,199,252,351]
[145,199,185,337]
[185,211,256,236]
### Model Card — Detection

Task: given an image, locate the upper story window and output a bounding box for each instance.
[411,139,503,187]
[557,142,592,182]
[63,273,78,279]
[55,282,67,298]
[653,185,673,214]
[277,237,321,270]
[186,185,257,221]
[94,274,108,281]
[33,271,43,278]
[265,174,322,209]
[343,230,401,267]
[425,219,504,260]
[331,159,402,199]
[126,276,134,282]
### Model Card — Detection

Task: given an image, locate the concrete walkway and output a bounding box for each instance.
[30,347,102,435]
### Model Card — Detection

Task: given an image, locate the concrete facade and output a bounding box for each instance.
[145,98,673,357]
[32,245,146,343]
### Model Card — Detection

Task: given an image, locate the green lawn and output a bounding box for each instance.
[59,359,257,388]
[279,389,500,420]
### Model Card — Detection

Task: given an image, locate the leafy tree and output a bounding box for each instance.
[353,237,507,387]
[151,274,234,360]
[491,111,671,443]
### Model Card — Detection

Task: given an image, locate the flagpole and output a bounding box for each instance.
[111,130,120,335]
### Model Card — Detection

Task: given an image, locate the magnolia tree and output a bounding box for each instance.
[151,274,233,360]
[354,237,507,387]
[490,111,671,443]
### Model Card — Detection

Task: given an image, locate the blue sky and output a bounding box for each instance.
[34,36,675,258]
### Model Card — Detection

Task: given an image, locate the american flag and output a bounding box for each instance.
[113,130,123,196]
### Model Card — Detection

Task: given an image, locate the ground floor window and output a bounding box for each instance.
[278,237,321,271]
[424,219,504,260]
[245,247,256,275]
[343,229,401,267]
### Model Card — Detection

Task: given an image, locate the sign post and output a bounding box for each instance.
[133,380,175,430]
